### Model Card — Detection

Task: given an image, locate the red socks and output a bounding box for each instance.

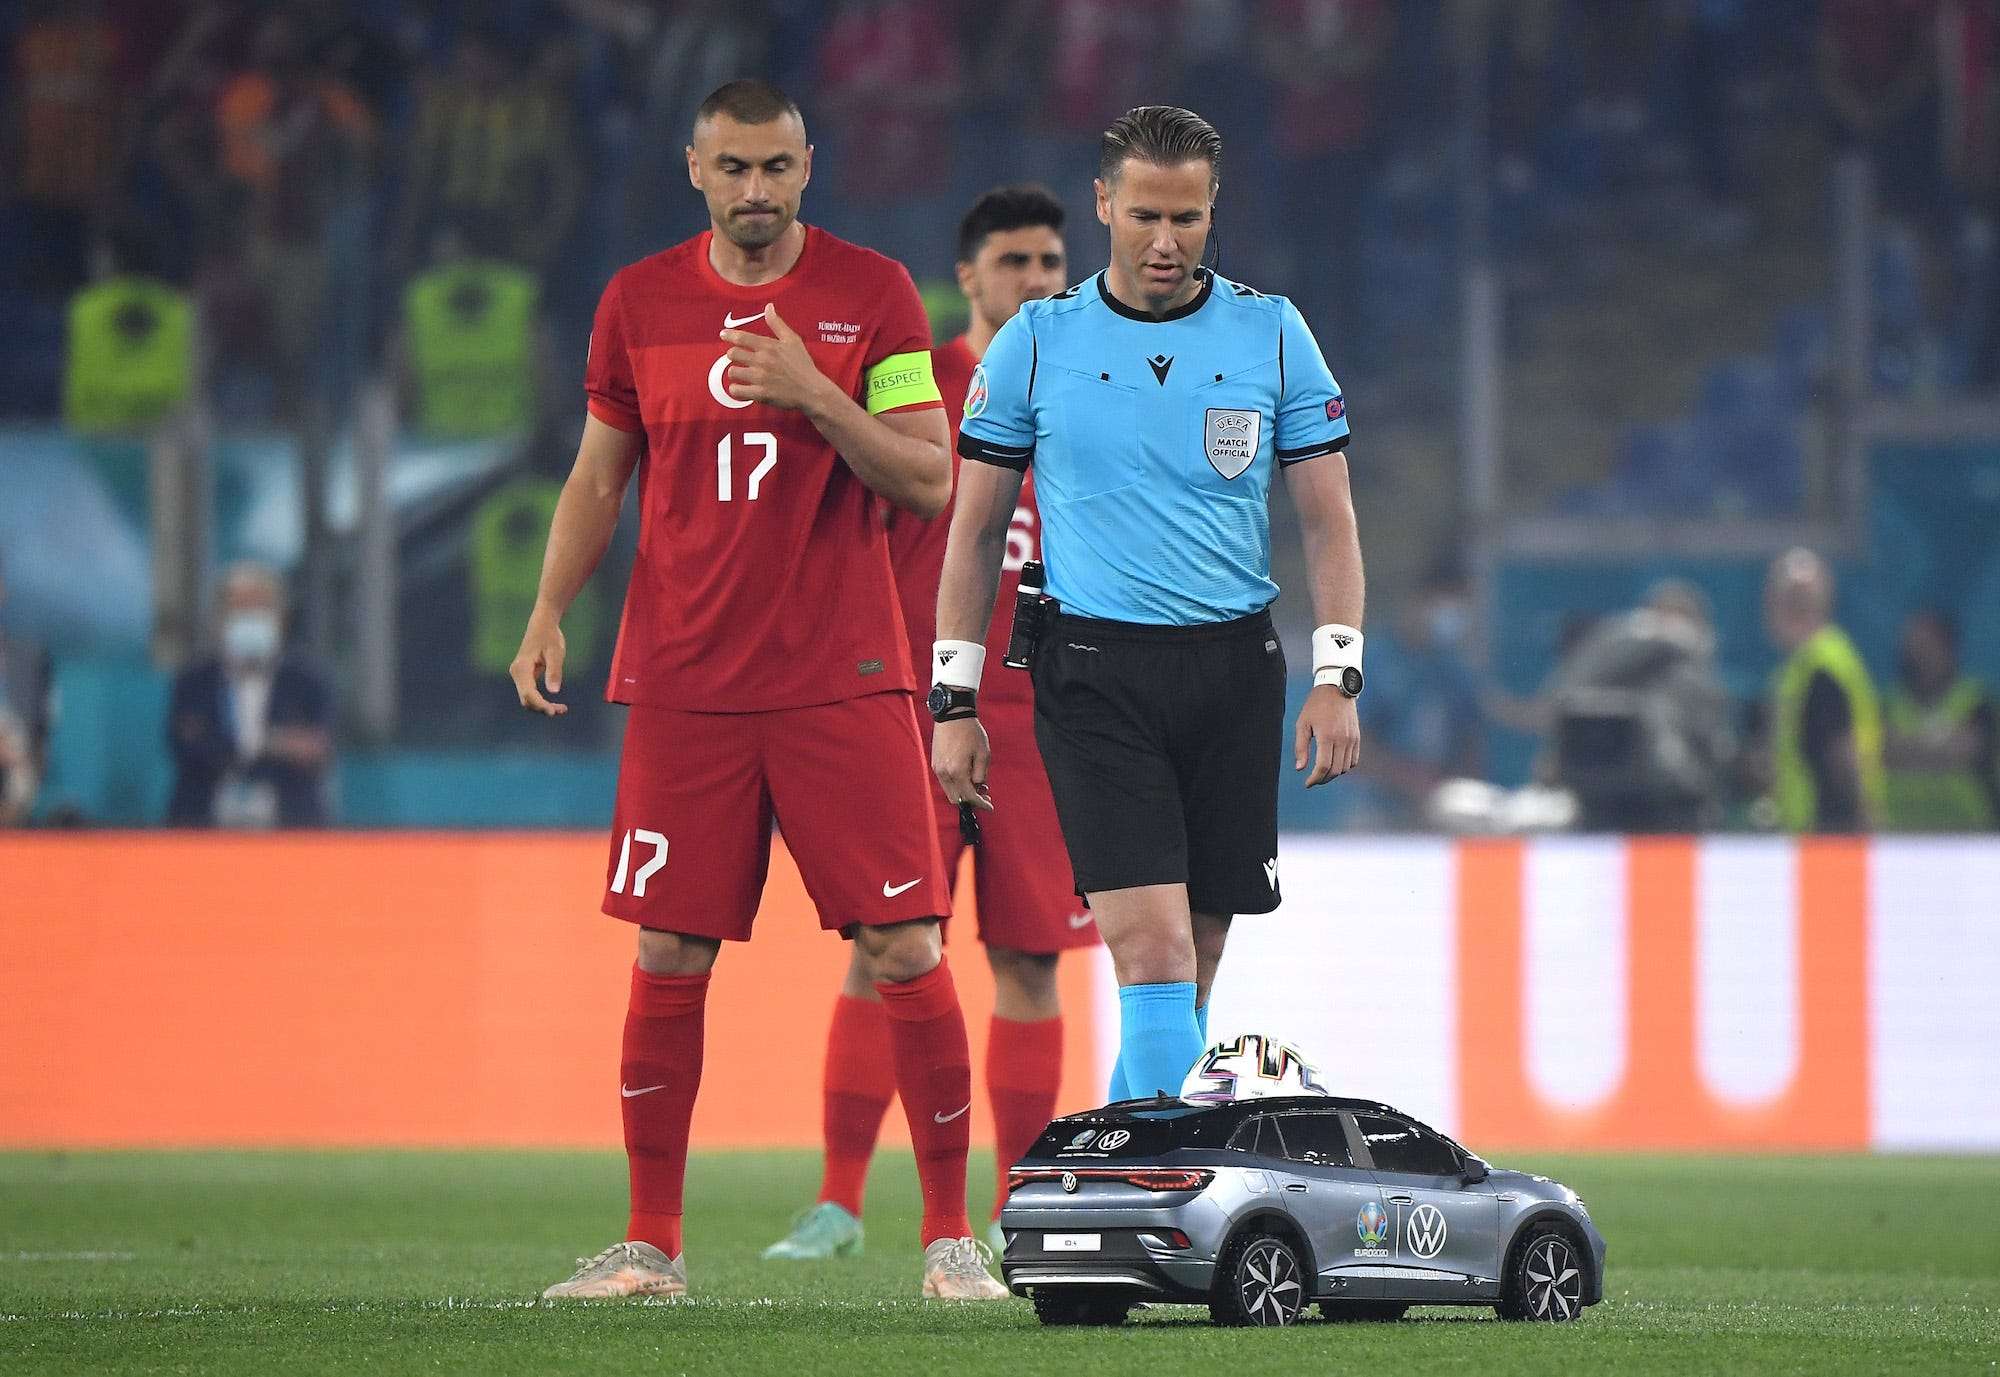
[986,1014,1063,1220]
[621,965,709,1258]
[817,993,898,1216]
[876,958,974,1246]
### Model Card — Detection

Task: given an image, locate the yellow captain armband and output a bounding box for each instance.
[863,350,943,415]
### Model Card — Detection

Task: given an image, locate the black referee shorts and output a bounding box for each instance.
[1030,607,1286,916]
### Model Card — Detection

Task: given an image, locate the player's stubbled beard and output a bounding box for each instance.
[724,197,791,249]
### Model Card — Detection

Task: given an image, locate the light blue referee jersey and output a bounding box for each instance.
[958,267,1349,625]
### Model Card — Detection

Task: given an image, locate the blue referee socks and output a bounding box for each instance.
[1115,982,1203,1101]
[1196,1001,1210,1044]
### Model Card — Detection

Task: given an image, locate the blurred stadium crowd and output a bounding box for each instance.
[1,0,1997,833]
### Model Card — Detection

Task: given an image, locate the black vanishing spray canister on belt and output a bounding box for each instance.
[1003,559,1047,670]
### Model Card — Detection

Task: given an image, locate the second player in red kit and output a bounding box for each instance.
[763,187,1092,1265]
[513,80,1007,1304]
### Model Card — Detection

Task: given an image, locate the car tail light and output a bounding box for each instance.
[1006,1168,1214,1193]
[1140,1229,1193,1250]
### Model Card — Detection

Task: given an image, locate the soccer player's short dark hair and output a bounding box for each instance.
[956,185,1066,264]
[1099,106,1221,190]
[693,79,803,136]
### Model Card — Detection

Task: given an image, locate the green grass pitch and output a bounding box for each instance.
[3,1150,1996,1374]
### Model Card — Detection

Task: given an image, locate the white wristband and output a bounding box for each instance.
[932,640,986,690]
[1311,624,1364,687]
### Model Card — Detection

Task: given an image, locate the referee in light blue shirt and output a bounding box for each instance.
[927,106,1370,1104]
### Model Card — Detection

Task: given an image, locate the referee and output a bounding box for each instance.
[930,106,1368,1102]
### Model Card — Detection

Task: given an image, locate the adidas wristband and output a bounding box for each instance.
[1311,624,1364,686]
[932,640,986,690]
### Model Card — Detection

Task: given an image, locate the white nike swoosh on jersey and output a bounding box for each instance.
[621,1084,666,1098]
[723,310,765,328]
[1068,913,1095,929]
[882,878,923,897]
[933,1103,971,1124]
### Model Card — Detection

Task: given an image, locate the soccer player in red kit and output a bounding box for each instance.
[512,79,1007,1303]
[763,187,1092,1264]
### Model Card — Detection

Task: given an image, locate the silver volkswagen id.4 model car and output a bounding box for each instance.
[1001,1095,1605,1327]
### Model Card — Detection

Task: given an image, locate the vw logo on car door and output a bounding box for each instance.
[1406,1204,1449,1259]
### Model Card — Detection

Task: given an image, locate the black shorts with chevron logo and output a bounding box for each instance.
[1029,606,1286,916]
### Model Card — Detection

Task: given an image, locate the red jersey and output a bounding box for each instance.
[888,334,1042,708]
[586,225,942,712]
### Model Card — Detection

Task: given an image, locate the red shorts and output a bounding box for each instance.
[603,692,951,940]
[933,700,1099,955]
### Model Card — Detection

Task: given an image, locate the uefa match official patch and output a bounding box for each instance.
[1205,408,1261,480]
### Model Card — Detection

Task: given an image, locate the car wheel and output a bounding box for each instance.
[1032,1291,1131,1326]
[1319,1301,1408,1322]
[1209,1230,1308,1327]
[1497,1225,1586,1322]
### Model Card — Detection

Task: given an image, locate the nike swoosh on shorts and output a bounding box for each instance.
[882,878,923,897]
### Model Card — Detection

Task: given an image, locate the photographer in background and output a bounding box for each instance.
[165,563,334,829]
[1543,580,1735,832]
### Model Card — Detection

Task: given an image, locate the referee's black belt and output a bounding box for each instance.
[1045,606,1275,643]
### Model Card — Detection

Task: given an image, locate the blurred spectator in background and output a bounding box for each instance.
[1762,548,1883,834]
[1357,563,1486,826]
[1543,579,1736,832]
[1256,0,1392,340]
[563,0,776,265]
[395,219,544,440]
[814,0,963,277]
[1883,609,1999,830]
[1817,0,1944,226]
[207,12,375,420]
[391,23,582,285]
[3,0,131,295]
[166,563,335,829]
[0,553,51,825]
[1456,0,1560,199]
[1668,0,1753,244]
[62,234,194,435]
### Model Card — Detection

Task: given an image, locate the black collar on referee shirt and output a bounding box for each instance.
[1097,267,1214,323]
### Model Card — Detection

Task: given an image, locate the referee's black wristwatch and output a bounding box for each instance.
[927,684,978,722]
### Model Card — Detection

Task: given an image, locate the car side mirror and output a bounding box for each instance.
[1460,1157,1489,1184]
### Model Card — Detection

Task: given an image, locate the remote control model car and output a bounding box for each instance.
[1000,1094,1605,1327]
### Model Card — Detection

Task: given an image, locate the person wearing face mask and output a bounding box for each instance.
[165,562,334,828]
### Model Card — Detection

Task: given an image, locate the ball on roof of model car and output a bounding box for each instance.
[1180,1033,1329,1103]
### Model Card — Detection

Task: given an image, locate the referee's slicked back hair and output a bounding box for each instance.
[956,184,1066,264]
[693,78,804,136]
[1099,106,1221,192]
